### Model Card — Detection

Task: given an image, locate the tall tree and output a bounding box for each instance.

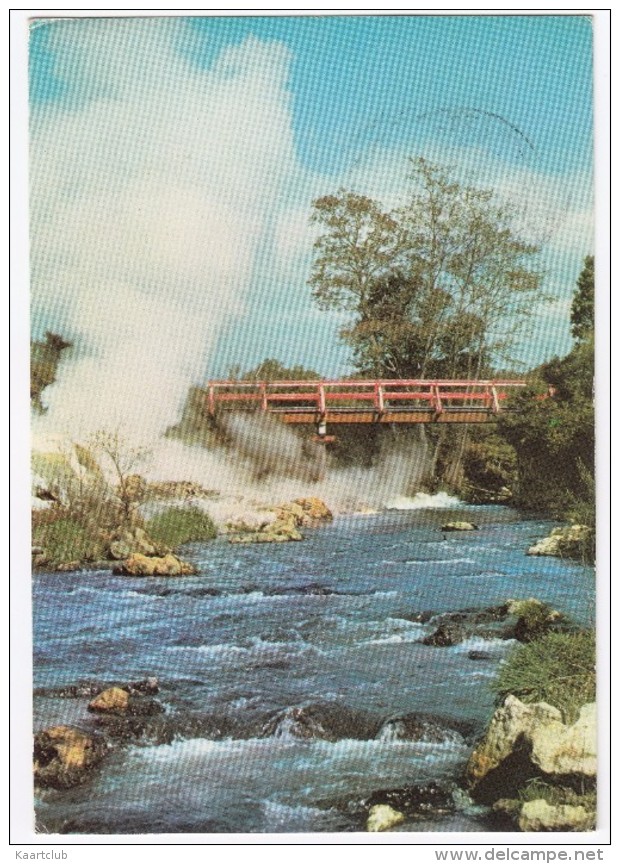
[570,255,594,343]
[309,157,543,380]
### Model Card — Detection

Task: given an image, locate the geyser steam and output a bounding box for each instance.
[31,19,297,442]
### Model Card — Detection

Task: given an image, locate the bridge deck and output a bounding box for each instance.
[205,379,526,425]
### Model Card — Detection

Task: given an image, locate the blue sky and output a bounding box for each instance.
[186,15,594,177]
[29,14,594,433]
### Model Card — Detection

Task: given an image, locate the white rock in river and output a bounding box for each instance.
[367,804,405,832]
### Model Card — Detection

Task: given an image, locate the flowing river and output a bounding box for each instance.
[33,501,594,834]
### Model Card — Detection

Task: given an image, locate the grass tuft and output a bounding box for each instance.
[493,630,596,723]
[145,506,217,550]
[35,516,104,566]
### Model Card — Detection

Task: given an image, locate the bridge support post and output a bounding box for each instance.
[432,384,443,417]
[491,385,500,414]
[317,384,327,437]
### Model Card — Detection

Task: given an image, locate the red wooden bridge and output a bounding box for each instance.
[206,379,526,434]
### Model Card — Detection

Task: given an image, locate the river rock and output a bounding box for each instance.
[294,497,333,524]
[466,696,596,804]
[88,687,129,713]
[468,650,492,661]
[38,677,160,700]
[113,553,197,576]
[363,783,456,823]
[127,676,160,695]
[367,804,405,832]
[262,702,382,741]
[419,600,570,648]
[517,799,596,832]
[34,725,107,789]
[227,498,330,544]
[229,514,303,544]
[527,525,593,560]
[441,521,478,531]
[419,604,513,647]
[109,527,158,559]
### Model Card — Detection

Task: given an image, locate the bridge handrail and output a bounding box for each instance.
[206,378,527,417]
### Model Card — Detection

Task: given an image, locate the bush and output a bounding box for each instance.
[35,516,104,567]
[493,630,596,723]
[512,599,567,643]
[146,506,217,550]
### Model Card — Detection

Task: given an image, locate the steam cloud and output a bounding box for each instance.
[31,20,298,443]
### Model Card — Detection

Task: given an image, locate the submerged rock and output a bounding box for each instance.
[37,676,160,700]
[367,804,404,832]
[466,696,597,805]
[468,650,492,661]
[364,783,455,819]
[34,725,107,789]
[262,702,382,742]
[113,553,197,576]
[419,599,571,648]
[377,712,476,744]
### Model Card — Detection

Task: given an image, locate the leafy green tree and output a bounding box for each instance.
[499,283,594,529]
[309,191,403,315]
[234,358,321,381]
[570,255,594,342]
[309,157,543,380]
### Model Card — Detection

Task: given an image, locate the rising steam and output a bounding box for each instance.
[30,20,437,513]
[31,20,297,443]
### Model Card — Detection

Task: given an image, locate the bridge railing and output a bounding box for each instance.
[206,379,527,418]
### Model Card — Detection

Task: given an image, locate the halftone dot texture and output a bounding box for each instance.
[31,16,595,834]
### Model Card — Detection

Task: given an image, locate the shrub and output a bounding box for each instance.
[493,630,596,723]
[146,506,217,550]
[512,599,567,643]
[35,516,104,567]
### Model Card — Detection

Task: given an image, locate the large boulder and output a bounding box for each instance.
[528,525,593,560]
[467,696,596,804]
[517,799,595,832]
[529,702,596,777]
[34,725,107,789]
[113,553,197,576]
